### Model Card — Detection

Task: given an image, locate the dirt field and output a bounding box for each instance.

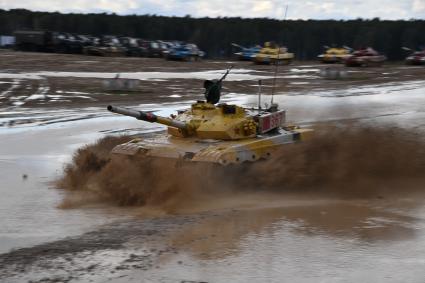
[1,51,425,283]
[1,50,425,109]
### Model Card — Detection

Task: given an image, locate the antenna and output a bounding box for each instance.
[257,80,262,112]
[284,4,289,20]
[270,60,278,104]
[270,4,289,105]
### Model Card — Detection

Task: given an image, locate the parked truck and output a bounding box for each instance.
[14,30,56,52]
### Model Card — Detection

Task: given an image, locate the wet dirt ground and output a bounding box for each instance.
[1,51,425,282]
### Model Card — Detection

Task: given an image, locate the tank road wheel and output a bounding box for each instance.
[217,150,272,166]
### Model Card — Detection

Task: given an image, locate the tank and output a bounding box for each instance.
[254,42,294,65]
[318,46,352,63]
[344,47,386,67]
[165,43,205,61]
[404,48,425,65]
[83,45,126,57]
[107,67,313,165]
[232,43,261,61]
[83,36,126,57]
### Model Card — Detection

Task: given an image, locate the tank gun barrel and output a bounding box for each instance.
[107,105,187,130]
[231,43,245,50]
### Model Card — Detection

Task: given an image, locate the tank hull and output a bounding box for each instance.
[112,128,313,165]
[254,53,294,65]
[345,56,386,67]
[318,54,350,64]
[344,48,386,67]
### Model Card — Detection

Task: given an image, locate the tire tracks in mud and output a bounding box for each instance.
[0,77,99,110]
[0,79,21,99]
[0,79,45,107]
[0,214,203,283]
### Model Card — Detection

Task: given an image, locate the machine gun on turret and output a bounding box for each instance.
[204,66,233,104]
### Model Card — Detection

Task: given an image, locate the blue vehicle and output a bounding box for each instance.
[165,43,205,61]
[232,43,261,61]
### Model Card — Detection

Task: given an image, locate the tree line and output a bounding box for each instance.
[0,9,424,60]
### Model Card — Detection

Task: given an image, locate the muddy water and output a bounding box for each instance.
[0,68,275,81]
[1,78,425,282]
[133,200,425,283]
[0,115,144,253]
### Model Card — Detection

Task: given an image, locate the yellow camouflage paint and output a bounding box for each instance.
[318,47,351,63]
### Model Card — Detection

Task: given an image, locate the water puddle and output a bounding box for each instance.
[0,69,274,82]
[290,68,320,73]
[122,200,425,283]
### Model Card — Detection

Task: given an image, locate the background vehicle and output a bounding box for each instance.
[254,42,294,65]
[403,47,425,65]
[165,43,205,61]
[14,30,56,52]
[119,37,147,57]
[83,36,126,57]
[231,43,261,61]
[318,46,352,63]
[344,47,386,67]
[139,40,166,57]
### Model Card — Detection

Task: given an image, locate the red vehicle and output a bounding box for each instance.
[344,47,386,67]
[405,49,425,65]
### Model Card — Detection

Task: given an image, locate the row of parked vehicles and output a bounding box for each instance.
[319,46,387,66]
[319,46,425,66]
[13,30,206,61]
[232,42,425,66]
[11,30,425,65]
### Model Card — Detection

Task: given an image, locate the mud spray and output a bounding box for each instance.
[57,126,425,212]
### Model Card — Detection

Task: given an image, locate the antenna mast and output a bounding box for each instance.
[270,4,289,105]
[257,80,262,112]
[270,61,278,104]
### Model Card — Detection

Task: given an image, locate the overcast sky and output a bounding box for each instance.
[1,0,424,20]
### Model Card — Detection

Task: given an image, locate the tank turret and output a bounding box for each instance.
[107,100,284,140]
[108,66,284,140]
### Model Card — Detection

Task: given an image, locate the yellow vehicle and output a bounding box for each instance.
[107,68,312,165]
[254,42,294,65]
[318,46,351,63]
